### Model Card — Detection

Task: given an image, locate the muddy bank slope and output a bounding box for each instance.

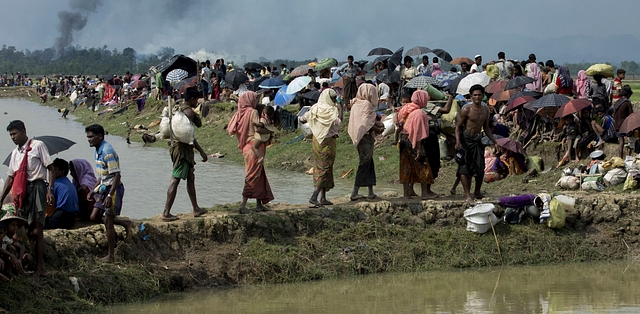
[1,193,639,313]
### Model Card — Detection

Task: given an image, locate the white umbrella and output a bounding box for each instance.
[286,76,312,94]
[456,72,491,95]
[166,69,189,83]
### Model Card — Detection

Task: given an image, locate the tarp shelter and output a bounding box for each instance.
[151,54,198,80]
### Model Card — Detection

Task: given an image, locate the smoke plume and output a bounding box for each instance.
[54,0,104,54]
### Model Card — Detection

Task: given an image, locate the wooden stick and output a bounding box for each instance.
[489,215,504,265]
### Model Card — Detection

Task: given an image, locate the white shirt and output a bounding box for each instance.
[417,64,430,76]
[470,64,483,73]
[495,59,514,80]
[7,139,52,182]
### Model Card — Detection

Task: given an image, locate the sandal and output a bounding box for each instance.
[161,215,179,222]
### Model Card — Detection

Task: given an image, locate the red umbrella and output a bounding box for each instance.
[619,112,640,134]
[554,98,593,118]
[485,81,509,94]
[490,89,517,102]
[131,80,147,89]
[496,137,526,155]
[505,96,536,112]
[450,57,474,65]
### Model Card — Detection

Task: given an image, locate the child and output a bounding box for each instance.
[251,106,277,164]
[58,107,70,118]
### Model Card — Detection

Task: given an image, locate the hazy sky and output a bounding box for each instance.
[3,0,640,63]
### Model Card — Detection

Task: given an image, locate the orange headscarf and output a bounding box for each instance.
[347,84,378,146]
[227,91,257,149]
[403,90,430,148]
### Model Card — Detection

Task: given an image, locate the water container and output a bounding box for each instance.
[554,195,575,212]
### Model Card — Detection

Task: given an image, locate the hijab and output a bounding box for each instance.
[227,91,257,149]
[69,159,97,189]
[558,66,573,88]
[403,90,430,148]
[348,84,378,146]
[574,70,589,98]
[525,63,542,92]
[306,89,340,144]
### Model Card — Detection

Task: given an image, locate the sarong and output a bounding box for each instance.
[170,142,195,180]
[312,136,336,190]
[242,143,274,203]
[354,133,376,187]
[399,136,434,185]
[20,180,46,226]
[343,77,357,109]
[458,130,484,178]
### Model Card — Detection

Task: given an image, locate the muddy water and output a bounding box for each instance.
[0,98,392,219]
[111,261,640,313]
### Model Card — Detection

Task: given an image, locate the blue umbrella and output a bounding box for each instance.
[258,77,286,89]
[435,72,460,88]
[273,86,296,106]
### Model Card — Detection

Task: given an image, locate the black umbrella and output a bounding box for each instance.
[173,76,198,93]
[244,62,264,71]
[405,46,431,56]
[507,90,542,104]
[303,90,320,102]
[248,75,269,92]
[3,136,76,166]
[387,47,404,76]
[355,60,369,70]
[225,70,249,89]
[504,76,535,90]
[375,70,401,84]
[430,49,453,62]
[447,73,469,94]
[531,94,571,109]
[372,55,390,66]
[367,47,393,56]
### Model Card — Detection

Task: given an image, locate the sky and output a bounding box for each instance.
[3,0,640,64]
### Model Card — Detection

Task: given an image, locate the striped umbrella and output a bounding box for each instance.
[166,69,188,83]
[405,76,441,89]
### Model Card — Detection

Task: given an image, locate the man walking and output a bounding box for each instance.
[161,87,208,221]
[85,124,133,262]
[338,55,359,108]
[0,120,54,278]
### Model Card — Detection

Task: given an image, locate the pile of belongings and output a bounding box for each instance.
[555,150,630,191]
[497,193,570,229]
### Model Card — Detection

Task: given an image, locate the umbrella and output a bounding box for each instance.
[131,74,141,81]
[290,65,314,77]
[225,70,249,89]
[447,73,469,94]
[243,62,264,71]
[507,90,542,104]
[387,47,404,76]
[367,47,393,56]
[450,57,474,65]
[3,136,75,166]
[405,76,441,89]
[315,58,338,71]
[485,80,508,94]
[131,80,147,89]
[504,95,537,112]
[619,112,640,134]
[273,86,296,106]
[554,98,593,118]
[435,72,460,88]
[430,49,453,62]
[303,90,320,102]
[286,76,312,94]
[166,69,189,83]
[248,76,269,92]
[531,94,571,109]
[173,76,198,93]
[405,46,431,56]
[489,89,517,102]
[374,70,401,84]
[456,73,491,95]
[496,137,527,155]
[258,77,286,89]
[372,55,390,66]
[504,76,535,90]
[355,60,369,70]
[481,134,505,146]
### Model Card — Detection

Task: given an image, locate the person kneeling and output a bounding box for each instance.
[45,158,79,229]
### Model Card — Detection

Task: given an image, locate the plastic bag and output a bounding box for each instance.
[556,176,580,190]
[171,110,195,145]
[623,173,638,190]
[582,181,605,191]
[546,198,566,229]
[382,113,396,137]
[603,168,627,186]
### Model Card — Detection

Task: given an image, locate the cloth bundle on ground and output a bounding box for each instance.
[556,176,581,190]
[463,203,498,234]
[604,168,627,186]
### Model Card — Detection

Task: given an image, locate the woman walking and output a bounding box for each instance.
[347,84,385,201]
[227,91,274,213]
[300,89,342,207]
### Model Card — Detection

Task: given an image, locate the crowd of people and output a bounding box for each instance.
[0,49,636,279]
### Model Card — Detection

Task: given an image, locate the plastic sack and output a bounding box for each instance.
[464,203,498,234]
[546,198,566,229]
[623,173,638,190]
[625,156,639,172]
[382,113,396,137]
[526,156,544,172]
[582,181,605,191]
[603,168,627,186]
[585,64,614,78]
[556,176,580,190]
[171,110,195,145]
[297,106,313,139]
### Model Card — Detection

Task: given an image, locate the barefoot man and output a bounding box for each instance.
[161,87,208,221]
[1,120,53,278]
[85,124,133,262]
[455,84,498,203]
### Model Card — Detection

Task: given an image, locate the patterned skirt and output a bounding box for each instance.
[399,135,434,185]
[312,136,336,190]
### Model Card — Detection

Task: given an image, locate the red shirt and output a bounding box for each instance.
[612,78,622,100]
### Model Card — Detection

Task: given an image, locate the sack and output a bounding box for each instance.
[585,64,614,78]
[546,198,566,229]
[11,140,32,209]
[171,109,195,145]
[556,176,580,190]
[543,83,557,95]
[464,203,498,234]
[623,173,638,190]
[382,114,395,137]
[603,168,627,186]
[582,180,604,191]
[525,156,544,172]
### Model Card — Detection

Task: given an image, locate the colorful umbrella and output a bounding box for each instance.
[367,47,393,56]
[619,112,640,134]
[489,89,517,102]
[286,76,312,94]
[450,57,474,65]
[290,65,314,77]
[273,86,296,106]
[315,58,338,71]
[405,46,431,56]
[554,98,593,118]
[430,49,453,62]
[504,95,537,112]
[166,69,188,83]
[504,76,534,90]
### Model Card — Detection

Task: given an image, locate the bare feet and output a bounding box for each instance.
[161,214,179,222]
[367,194,377,200]
[421,192,439,200]
[193,208,208,217]
[320,200,333,206]
[474,192,485,199]
[98,255,115,263]
[238,207,250,214]
[350,194,366,201]
[408,189,418,197]
[256,204,270,212]
[122,220,133,241]
[450,188,456,196]
[309,200,322,208]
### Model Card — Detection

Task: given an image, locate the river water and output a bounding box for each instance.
[0,98,391,219]
[110,261,640,313]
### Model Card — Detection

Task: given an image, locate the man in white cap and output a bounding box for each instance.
[470,55,483,74]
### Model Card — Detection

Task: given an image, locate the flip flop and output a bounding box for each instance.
[161,215,179,222]
[320,201,334,206]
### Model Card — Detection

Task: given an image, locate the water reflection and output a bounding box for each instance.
[0,98,392,219]
[112,262,640,313]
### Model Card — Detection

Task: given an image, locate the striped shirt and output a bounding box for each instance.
[94,140,120,186]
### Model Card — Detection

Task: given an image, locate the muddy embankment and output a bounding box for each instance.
[2,192,639,313]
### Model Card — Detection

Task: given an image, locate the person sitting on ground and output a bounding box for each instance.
[251,106,277,164]
[591,107,617,146]
[0,204,31,277]
[0,222,18,280]
[45,158,79,230]
[69,159,97,221]
[500,148,527,176]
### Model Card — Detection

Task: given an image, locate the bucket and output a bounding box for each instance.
[464,203,498,234]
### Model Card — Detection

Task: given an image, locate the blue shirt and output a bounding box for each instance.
[54,176,79,213]
[94,140,121,186]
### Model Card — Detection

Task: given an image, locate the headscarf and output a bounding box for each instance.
[403,90,430,148]
[485,64,499,80]
[558,66,573,88]
[227,91,257,149]
[306,89,339,144]
[348,84,378,146]
[574,70,589,98]
[430,63,444,77]
[525,63,542,92]
[69,159,97,189]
